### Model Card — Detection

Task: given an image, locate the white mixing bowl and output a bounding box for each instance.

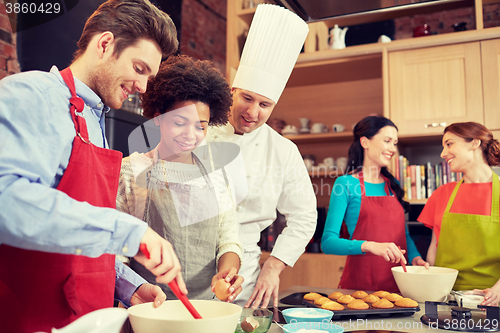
[128,300,242,333]
[392,266,458,302]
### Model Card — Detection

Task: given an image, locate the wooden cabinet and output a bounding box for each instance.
[482,38,500,130]
[388,42,484,136]
[259,251,347,291]
[227,0,500,210]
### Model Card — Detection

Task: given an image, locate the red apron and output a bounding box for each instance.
[338,173,407,293]
[0,68,123,332]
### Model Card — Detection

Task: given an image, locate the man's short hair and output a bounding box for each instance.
[73,0,178,60]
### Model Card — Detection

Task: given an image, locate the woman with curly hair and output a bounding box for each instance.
[117,55,244,302]
[419,122,500,306]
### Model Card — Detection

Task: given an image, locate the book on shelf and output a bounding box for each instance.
[390,155,462,200]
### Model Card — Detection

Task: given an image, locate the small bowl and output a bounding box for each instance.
[282,321,344,333]
[454,291,485,308]
[235,308,273,333]
[392,266,458,302]
[281,307,333,324]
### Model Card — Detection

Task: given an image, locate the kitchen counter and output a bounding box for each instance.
[267,286,471,333]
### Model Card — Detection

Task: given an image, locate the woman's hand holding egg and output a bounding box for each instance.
[211,267,244,302]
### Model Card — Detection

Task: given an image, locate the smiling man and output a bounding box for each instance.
[207,4,317,309]
[0,1,186,332]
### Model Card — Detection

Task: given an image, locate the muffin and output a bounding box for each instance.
[395,297,419,308]
[328,291,344,300]
[372,290,390,298]
[384,293,403,302]
[337,295,355,304]
[362,294,380,304]
[351,290,369,299]
[314,296,331,306]
[321,300,345,311]
[347,299,369,310]
[303,292,323,301]
[372,298,394,309]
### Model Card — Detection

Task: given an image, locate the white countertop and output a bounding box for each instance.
[267,286,494,333]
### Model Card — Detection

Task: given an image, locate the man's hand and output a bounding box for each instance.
[211,266,244,302]
[130,283,166,308]
[245,256,285,309]
[133,227,188,295]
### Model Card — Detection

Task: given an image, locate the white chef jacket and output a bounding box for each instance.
[206,123,317,304]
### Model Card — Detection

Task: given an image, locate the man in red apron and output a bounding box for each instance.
[0,1,186,332]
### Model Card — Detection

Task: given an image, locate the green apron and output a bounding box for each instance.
[435,172,500,290]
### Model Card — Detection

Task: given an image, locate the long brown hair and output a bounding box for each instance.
[73,0,178,61]
[444,122,500,166]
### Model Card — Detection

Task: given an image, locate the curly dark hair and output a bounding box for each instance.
[141,55,232,126]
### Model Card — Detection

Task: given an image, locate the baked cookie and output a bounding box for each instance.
[347,299,369,310]
[372,290,390,298]
[362,294,380,304]
[314,296,331,306]
[395,297,419,308]
[351,290,369,299]
[303,292,323,301]
[337,295,355,304]
[321,300,345,311]
[372,298,394,309]
[384,293,403,302]
[328,291,344,300]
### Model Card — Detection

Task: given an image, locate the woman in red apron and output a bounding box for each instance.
[322,116,429,293]
[419,122,500,306]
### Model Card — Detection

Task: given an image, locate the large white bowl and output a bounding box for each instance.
[392,266,458,302]
[127,300,242,333]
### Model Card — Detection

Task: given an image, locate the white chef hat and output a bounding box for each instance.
[232,4,309,104]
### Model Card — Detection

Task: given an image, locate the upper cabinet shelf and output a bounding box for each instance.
[283,131,353,144]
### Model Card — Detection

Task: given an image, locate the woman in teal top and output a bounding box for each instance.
[321,116,428,291]
[322,175,421,260]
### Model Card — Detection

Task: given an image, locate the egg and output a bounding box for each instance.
[214,279,231,301]
[240,316,259,333]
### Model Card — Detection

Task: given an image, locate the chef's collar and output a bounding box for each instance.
[50,65,108,116]
[223,121,263,138]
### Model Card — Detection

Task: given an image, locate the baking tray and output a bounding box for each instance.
[301,295,420,320]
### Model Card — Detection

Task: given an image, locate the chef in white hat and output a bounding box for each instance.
[206,4,317,308]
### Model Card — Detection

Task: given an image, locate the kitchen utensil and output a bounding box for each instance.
[398,246,407,272]
[413,24,431,37]
[331,124,345,132]
[235,308,273,333]
[51,308,128,333]
[282,125,298,136]
[420,301,500,332]
[329,24,348,50]
[311,123,328,134]
[283,321,344,333]
[451,290,486,308]
[392,266,458,302]
[139,244,202,319]
[127,300,242,333]
[273,320,290,332]
[302,292,419,320]
[281,307,333,323]
[336,157,348,173]
[298,118,310,133]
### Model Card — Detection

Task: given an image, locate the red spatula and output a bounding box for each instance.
[139,244,203,319]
